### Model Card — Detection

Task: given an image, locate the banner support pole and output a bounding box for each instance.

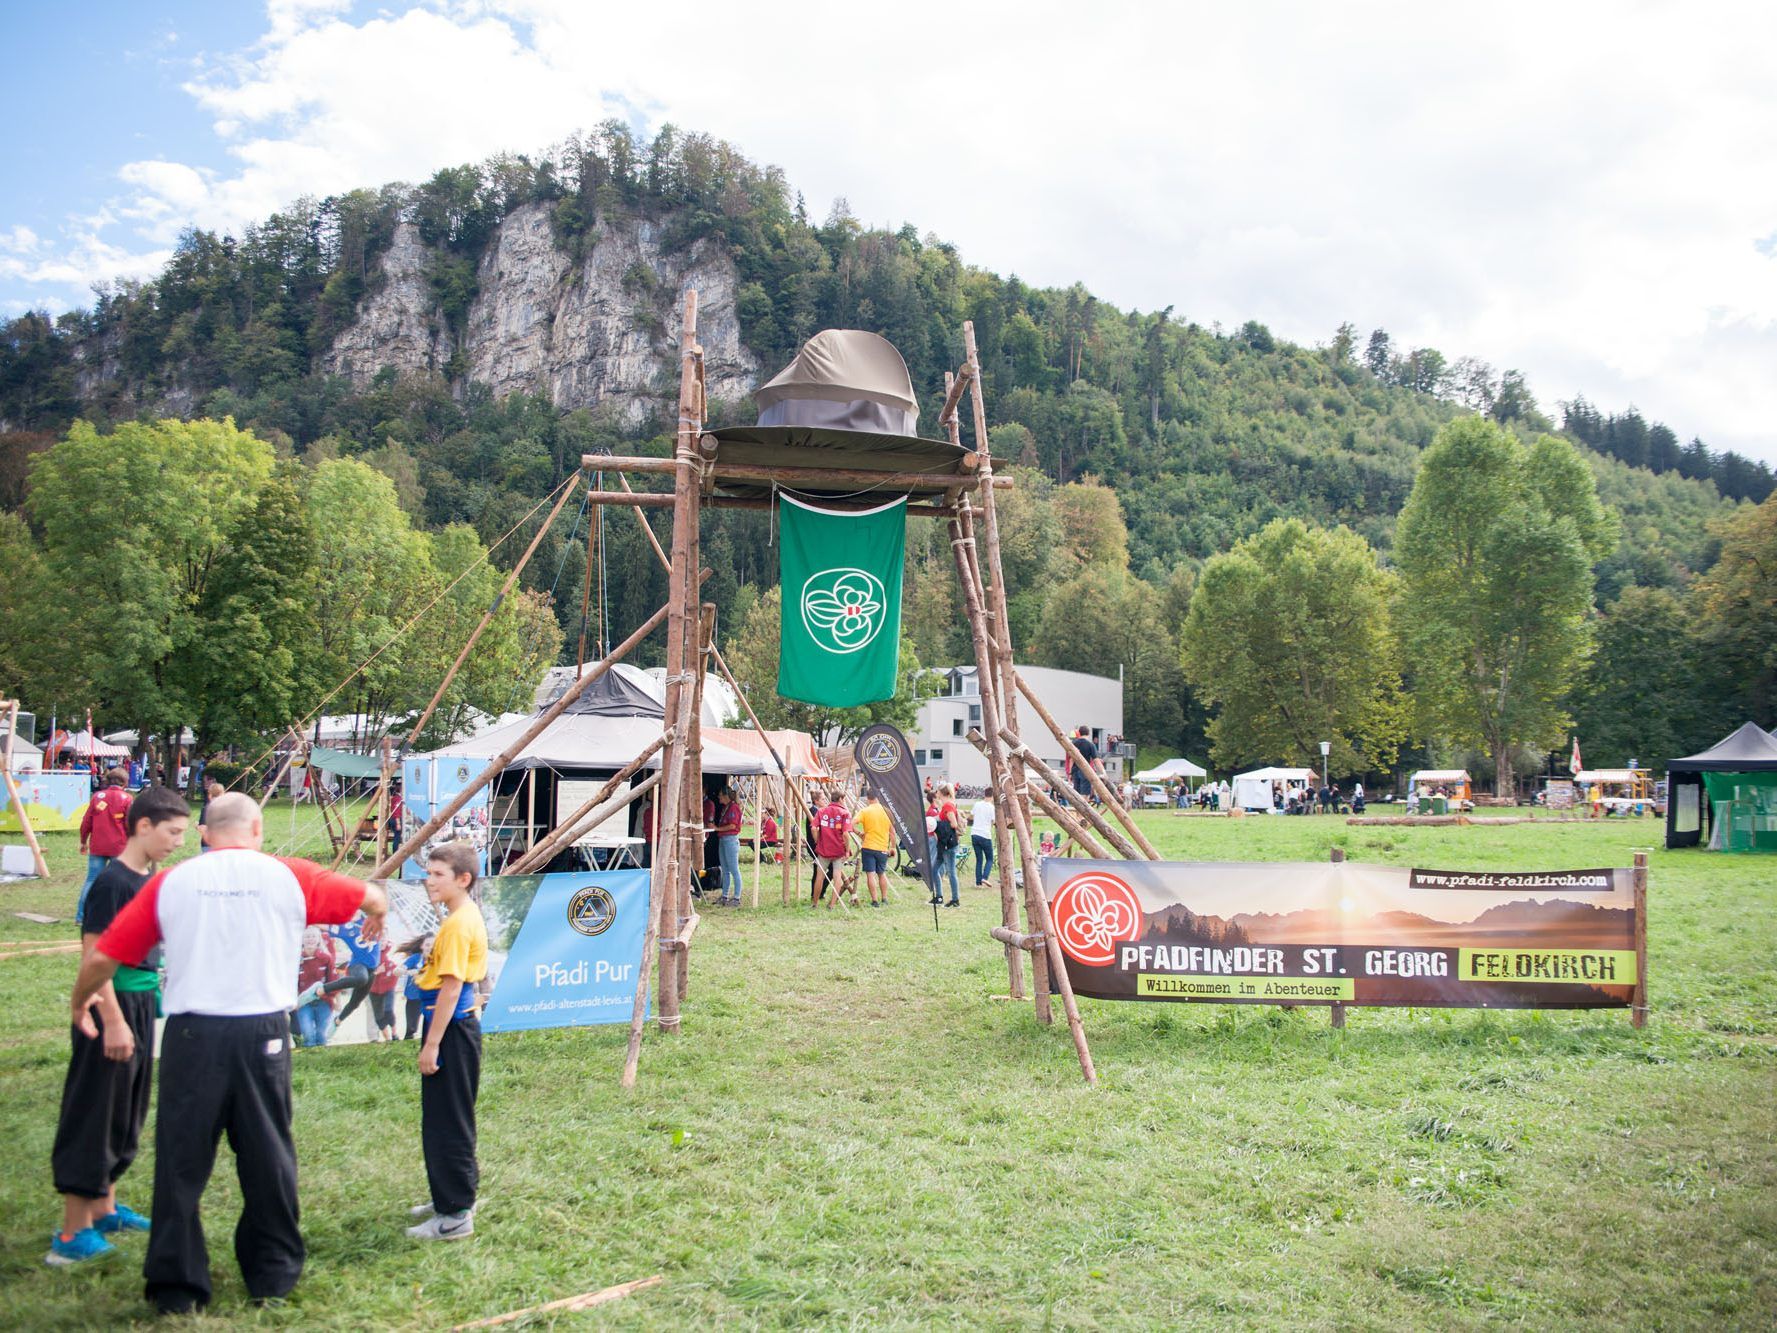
[1329,846,1347,1029]
[1632,850,1648,1029]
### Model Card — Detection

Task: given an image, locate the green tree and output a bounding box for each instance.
[170,467,321,755]
[1570,587,1726,767]
[27,417,273,742]
[1690,493,1777,725]
[1029,566,1186,749]
[1180,518,1405,775]
[720,585,933,743]
[1396,419,1615,798]
[0,511,87,711]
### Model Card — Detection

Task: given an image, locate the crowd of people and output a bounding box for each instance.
[47,787,492,1313]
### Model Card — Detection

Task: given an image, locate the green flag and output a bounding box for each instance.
[777,494,906,707]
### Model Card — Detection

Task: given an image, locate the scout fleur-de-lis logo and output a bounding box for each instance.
[800,567,887,655]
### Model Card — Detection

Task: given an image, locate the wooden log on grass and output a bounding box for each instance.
[989,926,1046,952]
[451,1275,665,1330]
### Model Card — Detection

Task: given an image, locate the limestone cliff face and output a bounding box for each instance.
[322,204,760,419]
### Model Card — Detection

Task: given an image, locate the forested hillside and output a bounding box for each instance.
[2,123,1769,773]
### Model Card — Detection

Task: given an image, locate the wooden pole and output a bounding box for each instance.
[401,473,581,757]
[1,701,49,878]
[577,469,598,670]
[1329,846,1347,1029]
[1001,732,1142,860]
[258,729,301,811]
[1015,762,1114,858]
[1012,669,1161,860]
[580,453,1004,494]
[678,604,714,1005]
[377,736,393,863]
[1632,851,1648,1029]
[581,489,962,519]
[371,598,677,880]
[948,510,1027,999]
[510,770,662,877]
[779,775,791,906]
[504,738,669,875]
[962,322,1094,1083]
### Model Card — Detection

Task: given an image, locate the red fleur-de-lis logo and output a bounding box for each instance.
[1051,872,1143,966]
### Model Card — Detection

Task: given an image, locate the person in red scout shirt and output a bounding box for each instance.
[70,793,387,1316]
[76,768,133,925]
[811,792,852,906]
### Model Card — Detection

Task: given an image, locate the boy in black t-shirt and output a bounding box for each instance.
[46,785,190,1267]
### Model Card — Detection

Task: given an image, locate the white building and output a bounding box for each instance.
[912,665,1124,791]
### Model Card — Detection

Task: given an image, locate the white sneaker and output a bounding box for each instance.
[407,1210,473,1241]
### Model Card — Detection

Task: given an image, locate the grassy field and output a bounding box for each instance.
[0,802,1772,1329]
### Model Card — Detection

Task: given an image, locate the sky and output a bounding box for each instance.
[3,0,1775,464]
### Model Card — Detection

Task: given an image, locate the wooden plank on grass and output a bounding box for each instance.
[451,1274,665,1329]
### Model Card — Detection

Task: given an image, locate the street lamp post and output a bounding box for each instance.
[1319,740,1331,785]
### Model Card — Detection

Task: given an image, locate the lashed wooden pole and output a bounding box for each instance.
[504,737,669,875]
[1012,669,1160,860]
[370,600,675,881]
[962,322,1095,1083]
[400,473,582,758]
[970,729,1114,859]
[1001,732,1144,860]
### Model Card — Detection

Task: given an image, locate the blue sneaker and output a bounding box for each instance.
[95,1203,150,1234]
[45,1227,117,1266]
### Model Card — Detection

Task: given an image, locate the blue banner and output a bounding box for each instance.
[401,755,492,881]
[0,772,91,832]
[480,869,650,1032]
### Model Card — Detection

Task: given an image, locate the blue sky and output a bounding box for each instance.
[3,1,1774,464]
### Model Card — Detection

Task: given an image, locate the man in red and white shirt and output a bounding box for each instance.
[810,794,852,907]
[71,793,387,1316]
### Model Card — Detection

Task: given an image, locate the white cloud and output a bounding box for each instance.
[5,0,1775,463]
[0,225,41,254]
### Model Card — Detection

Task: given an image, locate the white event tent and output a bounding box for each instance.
[1135,758,1207,783]
[1230,766,1318,811]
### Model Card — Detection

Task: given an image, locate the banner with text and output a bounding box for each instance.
[295,869,648,1049]
[1040,859,1638,1010]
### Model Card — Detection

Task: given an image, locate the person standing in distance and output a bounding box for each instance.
[969,795,996,889]
[853,793,893,907]
[76,768,132,924]
[70,792,387,1316]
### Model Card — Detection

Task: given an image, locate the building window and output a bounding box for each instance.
[913,749,926,766]
[968,704,981,723]
[928,746,943,764]
[952,718,964,736]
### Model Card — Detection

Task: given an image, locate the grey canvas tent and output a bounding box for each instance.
[1664,722,1777,851]
[706,329,974,500]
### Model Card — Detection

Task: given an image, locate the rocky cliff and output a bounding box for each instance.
[320,204,760,421]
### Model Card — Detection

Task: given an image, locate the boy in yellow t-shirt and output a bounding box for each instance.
[855,795,894,907]
[406,841,488,1241]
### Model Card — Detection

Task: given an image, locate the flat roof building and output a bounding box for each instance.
[912,665,1124,793]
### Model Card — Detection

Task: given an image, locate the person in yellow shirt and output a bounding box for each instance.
[406,841,488,1241]
[854,795,894,908]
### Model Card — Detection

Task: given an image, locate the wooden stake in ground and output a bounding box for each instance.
[1329,846,1347,1030]
[1632,850,1649,1029]
[1012,670,1161,860]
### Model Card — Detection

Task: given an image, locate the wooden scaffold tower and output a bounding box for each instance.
[357,291,1167,1086]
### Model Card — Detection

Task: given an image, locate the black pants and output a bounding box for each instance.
[145,1012,302,1313]
[404,997,423,1040]
[51,989,156,1198]
[420,1013,481,1215]
[369,989,394,1033]
[972,834,994,886]
[322,962,371,1023]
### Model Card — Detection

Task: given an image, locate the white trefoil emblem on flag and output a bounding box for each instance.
[800,567,887,654]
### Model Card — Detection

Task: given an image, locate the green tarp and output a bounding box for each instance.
[777,495,906,707]
[308,746,385,779]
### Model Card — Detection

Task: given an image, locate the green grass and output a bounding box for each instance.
[1,804,1772,1328]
